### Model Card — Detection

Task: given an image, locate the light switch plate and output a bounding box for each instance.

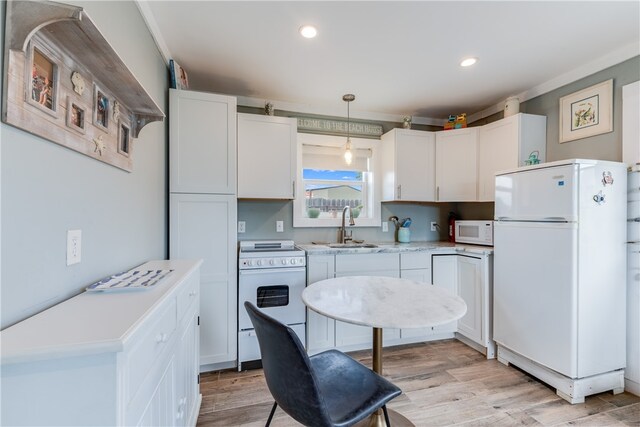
[238,221,246,233]
[382,221,389,232]
[67,229,82,265]
[276,221,284,232]
[431,222,438,232]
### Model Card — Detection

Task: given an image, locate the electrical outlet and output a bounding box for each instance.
[238,221,246,233]
[67,229,82,265]
[276,221,284,232]
[431,222,438,232]
[382,221,389,232]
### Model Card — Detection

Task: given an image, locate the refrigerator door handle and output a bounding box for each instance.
[496,216,570,222]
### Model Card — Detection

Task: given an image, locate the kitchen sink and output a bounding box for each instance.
[327,243,378,248]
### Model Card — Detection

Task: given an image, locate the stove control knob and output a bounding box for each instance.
[290,259,296,265]
[257,260,262,266]
[270,259,275,265]
[246,260,253,266]
[282,259,287,265]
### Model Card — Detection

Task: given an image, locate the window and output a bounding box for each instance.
[293,133,381,227]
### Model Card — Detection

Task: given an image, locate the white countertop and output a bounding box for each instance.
[302,276,467,329]
[299,241,493,256]
[1,259,202,365]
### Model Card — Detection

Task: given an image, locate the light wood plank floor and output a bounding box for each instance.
[197,340,639,426]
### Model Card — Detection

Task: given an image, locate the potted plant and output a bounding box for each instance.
[307,207,320,218]
[350,205,363,218]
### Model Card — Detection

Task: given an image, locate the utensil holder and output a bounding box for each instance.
[398,228,410,243]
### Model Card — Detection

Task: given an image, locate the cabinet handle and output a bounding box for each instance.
[189,291,197,297]
[436,186,440,200]
[292,181,296,198]
[156,333,168,343]
[397,185,402,200]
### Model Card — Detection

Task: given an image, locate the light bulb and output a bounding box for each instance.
[299,25,317,39]
[344,139,353,165]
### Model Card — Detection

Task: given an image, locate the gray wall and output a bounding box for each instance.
[1,1,169,328]
[523,56,639,162]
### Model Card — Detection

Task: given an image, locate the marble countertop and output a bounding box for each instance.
[302,276,467,329]
[299,241,493,256]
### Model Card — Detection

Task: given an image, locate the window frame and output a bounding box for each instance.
[293,133,381,228]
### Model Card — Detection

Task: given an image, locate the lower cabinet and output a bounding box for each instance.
[0,260,202,426]
[432,252,495,358]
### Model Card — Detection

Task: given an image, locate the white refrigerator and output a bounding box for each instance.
[493,159,627,404]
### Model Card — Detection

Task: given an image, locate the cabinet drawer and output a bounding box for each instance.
[177,272,199,321]
[336,253,399,273]
[126,298,177,402]
[400,252,431,270]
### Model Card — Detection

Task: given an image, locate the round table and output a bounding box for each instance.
[302,276,467,427]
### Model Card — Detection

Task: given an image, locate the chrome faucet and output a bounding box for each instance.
[339,206,356,243]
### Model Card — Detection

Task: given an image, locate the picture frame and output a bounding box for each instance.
[559,79,613,143]
[93,84,110,131]
[169,59,189,90]
[26,41,60,117]
[117,121,131,157]
[65,96,86,134]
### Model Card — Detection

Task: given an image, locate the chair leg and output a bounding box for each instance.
[382,405,391,426]
[266,402,278,427]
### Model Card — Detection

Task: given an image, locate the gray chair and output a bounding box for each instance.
[244,301,402,427]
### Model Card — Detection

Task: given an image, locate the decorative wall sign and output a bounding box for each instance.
[559,79,613,143]
[296,116,383,139]
[65,96,86,134]
[2,0,164,172]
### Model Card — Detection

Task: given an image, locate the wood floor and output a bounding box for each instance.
[197,340,639,426]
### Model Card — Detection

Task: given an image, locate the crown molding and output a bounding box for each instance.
[135,0,172,65]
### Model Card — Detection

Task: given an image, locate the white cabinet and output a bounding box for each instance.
[431,254,459,334]
[169,89,236,194]
[334,254,400,348]
[306,255,336,355]
[238,113,297,199]
[456,255,483,343]
[380,129,436,202]
[170,194,237,368]
[399,252,437,340]
[431,252,495,358]
[477,113,546,201]
[0,260,201,427]
[435,127,479,201]
[169,89,237,371]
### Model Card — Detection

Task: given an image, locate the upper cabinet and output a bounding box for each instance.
[435,127,479,201]
[477,113,546,201]
[380,129,436,202]
[237,114,297,199]
[169,89,237,195]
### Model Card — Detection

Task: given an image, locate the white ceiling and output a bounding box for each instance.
[138,1,640,123]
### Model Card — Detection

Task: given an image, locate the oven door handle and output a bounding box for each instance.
[239,267,307,275]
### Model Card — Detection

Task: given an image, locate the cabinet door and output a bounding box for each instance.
[136,357,175,427]
[457,256,483,344]
[306,256,336,354]
[478,116,519,201]
[431,255,458,333]
[169,89,236,194]
[175,312,199,427]
[334,269,400,347]
[435,128,478,201]
[399,269,433,339]
[394,130,436,201]
[238,114,297,199]
[170,194,237,366]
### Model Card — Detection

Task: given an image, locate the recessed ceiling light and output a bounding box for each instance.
[460,57,478,67]
[299,25,318,39]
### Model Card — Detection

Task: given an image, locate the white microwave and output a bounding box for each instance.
[455,220,494,246]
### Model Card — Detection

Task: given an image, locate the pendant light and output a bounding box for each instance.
[343,94,355,165]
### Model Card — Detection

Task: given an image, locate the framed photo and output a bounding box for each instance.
[118,121,131,157]
[26,42,60,117]
[93,84,110,131]
[65,96,86,134]
[169,59,189,90]
[559,79,613,143]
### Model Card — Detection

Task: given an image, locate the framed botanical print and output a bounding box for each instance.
[559,79,613,143]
